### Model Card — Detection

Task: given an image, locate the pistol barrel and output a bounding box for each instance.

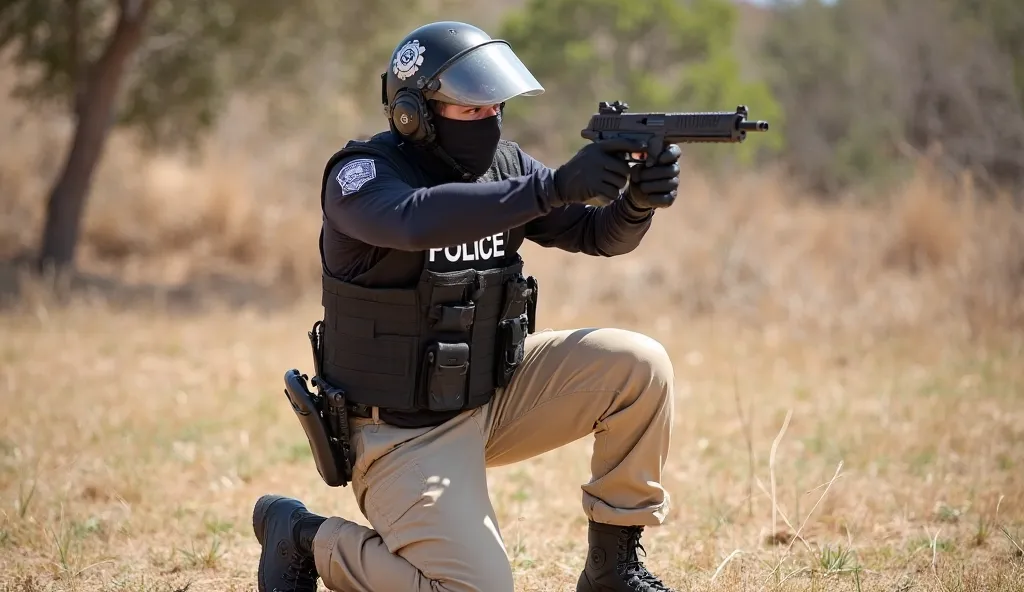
[738,120,769,132]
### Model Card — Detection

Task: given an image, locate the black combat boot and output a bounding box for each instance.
[252,494,327,592]
[576,521,676,592]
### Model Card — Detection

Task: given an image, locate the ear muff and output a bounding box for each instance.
[390,88,435,143]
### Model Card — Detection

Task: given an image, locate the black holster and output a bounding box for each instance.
[281,321,355,488]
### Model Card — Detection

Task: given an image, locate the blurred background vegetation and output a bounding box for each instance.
[3,6,1023,589]
[0,0,1021,330]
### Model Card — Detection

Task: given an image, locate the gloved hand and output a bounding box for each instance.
[625,144,682,210]
[552,138,647,207]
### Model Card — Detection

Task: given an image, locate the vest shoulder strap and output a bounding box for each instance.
[475,140,522,183]
[494,140,523,178]
[493,140,520,177]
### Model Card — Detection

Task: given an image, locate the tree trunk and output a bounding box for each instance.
[36,2,151,274]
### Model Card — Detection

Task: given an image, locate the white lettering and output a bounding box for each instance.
[428,233,508,264]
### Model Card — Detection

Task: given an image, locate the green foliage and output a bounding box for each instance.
[758,0,1024,195]
[0,0,103,104]
[0,0,444,270]
[759,0,902,193]
[0,0,428,150]
[497,0,784,166]
[954,0,1024,105]
[119,0,293,148]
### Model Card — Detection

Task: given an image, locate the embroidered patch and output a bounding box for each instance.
[393,40,426,81]
[336,159,377,195]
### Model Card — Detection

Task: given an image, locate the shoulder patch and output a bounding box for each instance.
[336,159,377,196]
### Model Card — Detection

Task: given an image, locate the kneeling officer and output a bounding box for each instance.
[253,19,682,592]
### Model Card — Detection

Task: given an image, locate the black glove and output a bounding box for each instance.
[625,144,682,210]
[552,138,647,207]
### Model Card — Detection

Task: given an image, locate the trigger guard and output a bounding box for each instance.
[626,152,647,165]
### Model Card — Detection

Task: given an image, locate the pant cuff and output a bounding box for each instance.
[583,493,670,527]
[312,516,348,587]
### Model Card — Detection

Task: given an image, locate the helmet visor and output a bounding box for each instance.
[432,42,544,107]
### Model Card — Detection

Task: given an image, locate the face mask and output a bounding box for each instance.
[432,113,502,178]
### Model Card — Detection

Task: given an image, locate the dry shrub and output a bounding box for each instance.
[877,160,1024,335]
[76,148,318,286]
[882,163,966,273]
[522,158,1022,337]
[1,63,1021,338]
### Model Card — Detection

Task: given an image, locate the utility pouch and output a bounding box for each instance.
[496,314,528,388]
[428,302,476,333]
[422,342,470,412]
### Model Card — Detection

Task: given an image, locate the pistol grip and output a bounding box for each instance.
[645,137,664,167]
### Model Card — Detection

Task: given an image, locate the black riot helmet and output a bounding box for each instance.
[381,21,544,170]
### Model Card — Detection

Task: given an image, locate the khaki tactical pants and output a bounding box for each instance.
[312,327,675,592]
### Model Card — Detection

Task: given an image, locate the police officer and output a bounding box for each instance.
[252,20,681,592]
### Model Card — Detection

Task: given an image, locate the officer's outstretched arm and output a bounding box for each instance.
[326,155,558,251]
[518,150,654,257]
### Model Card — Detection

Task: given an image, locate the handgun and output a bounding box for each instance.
[581,101,769,166]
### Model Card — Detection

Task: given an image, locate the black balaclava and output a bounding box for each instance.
[430,111,502,179]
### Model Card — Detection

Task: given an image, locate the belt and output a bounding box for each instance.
[347,402,376,419]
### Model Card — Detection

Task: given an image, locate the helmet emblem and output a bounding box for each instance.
[393,40,427,81]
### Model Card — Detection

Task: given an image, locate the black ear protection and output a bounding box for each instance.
[381,73,436,144]
[391,89,436,143]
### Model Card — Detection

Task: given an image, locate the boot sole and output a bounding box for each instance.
[253,494,289,592]
[252,494,287,545]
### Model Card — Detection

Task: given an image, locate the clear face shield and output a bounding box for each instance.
[428,42,544,107]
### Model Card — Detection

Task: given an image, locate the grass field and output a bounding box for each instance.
[1,279,1023,592]
[3,172,1024,590]
[3,63,1024,592]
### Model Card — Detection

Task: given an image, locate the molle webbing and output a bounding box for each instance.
[320,261,528,410]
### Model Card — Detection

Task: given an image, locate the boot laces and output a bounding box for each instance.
[614,526,673,592]
[280,552,317,589]
[275,520,319,591]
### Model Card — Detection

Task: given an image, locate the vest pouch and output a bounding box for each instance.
[428,302,476,333]
[422,342,471,411]
[496,314,528,388]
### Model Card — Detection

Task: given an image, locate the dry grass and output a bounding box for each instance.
[1,288,1022,591]
[3,63,1024,591]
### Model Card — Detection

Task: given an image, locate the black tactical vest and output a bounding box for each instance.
[315,132,537,428]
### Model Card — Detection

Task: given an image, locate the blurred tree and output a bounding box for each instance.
[948,0,1024,185]
[0,0,420,274]
[954,0,1024,103]
[497,0,784,167]
[759,0,1024,197]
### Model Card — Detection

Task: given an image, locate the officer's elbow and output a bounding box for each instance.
[597,246,636,258]
[595,237,644,257]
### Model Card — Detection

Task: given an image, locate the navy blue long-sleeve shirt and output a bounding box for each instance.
[321,142,654,281]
